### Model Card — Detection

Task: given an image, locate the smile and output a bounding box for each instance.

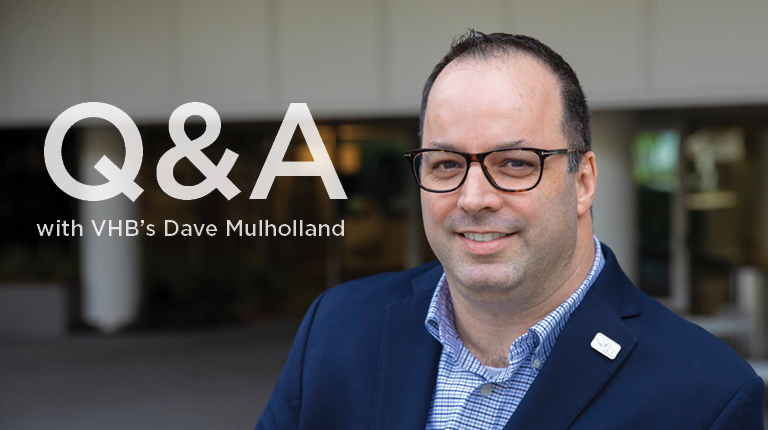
[461,232,511,242]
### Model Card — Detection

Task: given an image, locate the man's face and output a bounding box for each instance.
[421,55,582,304]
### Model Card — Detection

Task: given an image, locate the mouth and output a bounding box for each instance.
[461,232,512,242]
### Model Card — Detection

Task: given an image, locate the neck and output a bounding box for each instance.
[451,229,596,367]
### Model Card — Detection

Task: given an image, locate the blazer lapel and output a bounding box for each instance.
[370,265,443,430]
[503,265,639,430]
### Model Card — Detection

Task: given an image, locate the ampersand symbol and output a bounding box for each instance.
[157,102,240,200]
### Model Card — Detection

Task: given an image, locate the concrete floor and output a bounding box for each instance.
[0,321,299,430]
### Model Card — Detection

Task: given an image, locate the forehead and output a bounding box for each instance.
[423,54,564,151]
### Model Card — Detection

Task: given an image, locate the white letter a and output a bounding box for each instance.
[250,103,347,199]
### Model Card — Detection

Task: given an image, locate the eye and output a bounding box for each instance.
[501,158,532,169]
[433,160,461,170]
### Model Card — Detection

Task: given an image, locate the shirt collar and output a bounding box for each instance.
[425,236,605,369]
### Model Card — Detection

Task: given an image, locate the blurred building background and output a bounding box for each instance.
[2,0,768,429]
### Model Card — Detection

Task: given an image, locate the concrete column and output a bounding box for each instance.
[756,131,768,267]
[745,130,768,357]
[736,266,767,358]
[590,111,638,283]
[79,127,141,333]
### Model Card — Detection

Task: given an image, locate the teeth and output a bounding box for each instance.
[462,232,510,242]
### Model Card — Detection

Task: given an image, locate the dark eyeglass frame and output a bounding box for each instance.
[403,147,579,193]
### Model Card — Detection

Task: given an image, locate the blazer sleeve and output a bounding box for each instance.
[255,292,326,430]
[708,374,765,430]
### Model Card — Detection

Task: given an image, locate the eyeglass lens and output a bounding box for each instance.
[414,149,542,191]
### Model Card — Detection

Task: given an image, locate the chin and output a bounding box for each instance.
[449,263,523,294]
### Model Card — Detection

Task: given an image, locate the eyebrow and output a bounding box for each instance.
[423,139,531,151]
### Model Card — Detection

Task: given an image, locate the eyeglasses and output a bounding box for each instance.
[403,147,577,193]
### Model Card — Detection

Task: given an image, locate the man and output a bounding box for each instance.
[257,31,764,429]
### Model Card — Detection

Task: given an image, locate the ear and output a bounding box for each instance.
[575,151,597,217]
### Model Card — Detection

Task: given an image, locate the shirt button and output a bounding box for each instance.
[480,384,493,397]
[533,358,542,370]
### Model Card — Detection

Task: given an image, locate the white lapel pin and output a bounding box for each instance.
[590,332,621,360]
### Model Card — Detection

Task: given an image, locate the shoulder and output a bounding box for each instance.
[317,261,442,312]
[304,261,441,334]
[594,246,758,401]
[608,287,763,426]
[629,288,757,383]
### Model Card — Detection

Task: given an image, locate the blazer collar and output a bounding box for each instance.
[370,264,443,430]
[412,262,443,295]
[591,243,641,319]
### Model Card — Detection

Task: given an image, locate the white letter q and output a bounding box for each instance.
[44,102,143,201]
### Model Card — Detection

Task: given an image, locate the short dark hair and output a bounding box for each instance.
[419,30,590,172]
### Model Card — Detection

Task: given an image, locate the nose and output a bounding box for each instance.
[457,163,504,213]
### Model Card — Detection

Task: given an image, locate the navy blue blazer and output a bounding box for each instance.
[257,245,764,429]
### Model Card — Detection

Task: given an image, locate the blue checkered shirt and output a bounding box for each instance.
[424,236,605,430]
